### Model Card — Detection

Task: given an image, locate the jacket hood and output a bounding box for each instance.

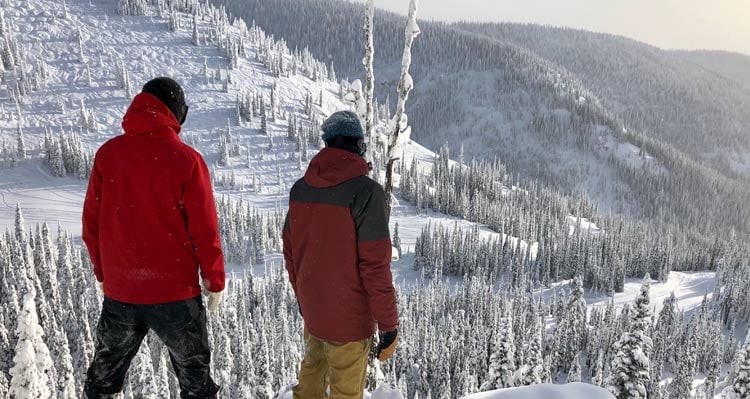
[304,147,370,188]
[122,92,182,137]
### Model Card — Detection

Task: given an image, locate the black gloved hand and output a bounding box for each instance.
[377,329,398,361]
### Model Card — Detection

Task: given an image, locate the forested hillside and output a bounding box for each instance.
[674,50,750,91]
[454,23,750,171]
[216,0,750,248]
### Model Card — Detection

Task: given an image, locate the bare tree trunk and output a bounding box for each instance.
[364,0,375,145]
[383,0,420,220]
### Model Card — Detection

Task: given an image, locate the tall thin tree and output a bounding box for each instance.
[383,0,420,218]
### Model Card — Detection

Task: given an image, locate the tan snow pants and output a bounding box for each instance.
[293,329,372,399]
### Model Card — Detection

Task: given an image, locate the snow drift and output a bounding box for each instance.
[462,383,615,399]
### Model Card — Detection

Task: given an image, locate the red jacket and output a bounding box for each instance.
[82,93,225,305]
[283,148,399,342]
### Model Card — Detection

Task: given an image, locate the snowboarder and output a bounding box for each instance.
[283,110,399,399]
[82,77,225,398]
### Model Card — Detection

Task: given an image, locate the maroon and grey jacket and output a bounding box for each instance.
[283,147,399,343]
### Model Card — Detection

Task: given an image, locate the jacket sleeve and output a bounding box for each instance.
[282,211,297,295]
[82,151,104,282]
[183,155,225,293]
[353,181,399,332]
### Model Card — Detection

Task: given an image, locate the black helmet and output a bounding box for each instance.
[142,77,189,125]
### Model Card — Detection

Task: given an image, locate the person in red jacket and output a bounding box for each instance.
[82,77,224,399]
[284,111,399,399]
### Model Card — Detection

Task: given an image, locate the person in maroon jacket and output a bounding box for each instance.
[82,77,224,399]
[284,111,399,399]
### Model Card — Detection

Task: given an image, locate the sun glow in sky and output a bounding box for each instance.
[354,0,750,55]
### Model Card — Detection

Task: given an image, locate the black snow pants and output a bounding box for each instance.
[84,296,220,399]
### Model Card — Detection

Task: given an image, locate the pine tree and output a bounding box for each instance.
[606,275,652,399]
[669,322,698,399]
[9,286,53,399]
[261,105,268,135]
[49,141,65,177]
[700,323,722,399]
[213,325,234,394]
[566,352,582,383]
[48,326,75,398]
[16,124,26,159]
[0,372,8,399]
[518,316,543,386]
[393,222,402,257]
[14,204,26,245]
[78,100,89,132]
[192,12,200,45]
[218,137,229,167]
[481,306,516,390]
[591,349,605,387]
[270,86,277,122]
[86,64,93,87]
[154,349,171,398]
[553,277,586,375]
[76,27,85,63]
[131,340,158,398]
[254,329,274,399]
[729,337,750,399]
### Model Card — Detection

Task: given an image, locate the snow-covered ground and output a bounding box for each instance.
[0,161,86,231]
[566,215,601,236]
[277,382,616,399]
[462,383,614,399]
[587,271,716,313]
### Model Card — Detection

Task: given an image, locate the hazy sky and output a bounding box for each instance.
[354,0,750,55]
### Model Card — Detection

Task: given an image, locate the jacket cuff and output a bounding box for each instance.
[202,272,226,292]
[378,321,399,332]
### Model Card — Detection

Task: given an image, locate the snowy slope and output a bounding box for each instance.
[463,383,614,399]
[0,0,720,316]
[0,0,534,284]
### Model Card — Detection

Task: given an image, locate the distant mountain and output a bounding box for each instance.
[452,23,750,170]
[217,0,750,238]
[673,50,750,90]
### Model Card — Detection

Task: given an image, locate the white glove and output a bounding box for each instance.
[201,280,223,312]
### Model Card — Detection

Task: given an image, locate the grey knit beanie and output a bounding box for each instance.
[321,111,364,141]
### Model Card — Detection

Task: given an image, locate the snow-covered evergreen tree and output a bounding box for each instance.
[517,315,544,386]
[481,306,516,390]
[669,320,698,399]
[130,342,158,398]
[727,337,750,399]
[606,275,652,399]
[15,124,25,159]
[8,286,53,399]
[154,348,171,398]
[393,221,402,257]
[566,352,582,383]
[699,322,722,399]
[553,277,586,375]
